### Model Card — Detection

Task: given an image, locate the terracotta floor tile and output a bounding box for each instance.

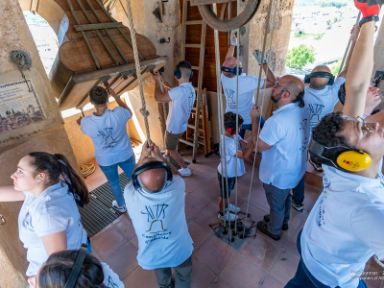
[217,251,268,288]
[188,219,212,249]
[90,224,127,260]
[257,274,285,288]
[194,235,235,276]
[191,256,218,288]
[269,246,300,284]
[103,241,138,280]
[123,266,158,287]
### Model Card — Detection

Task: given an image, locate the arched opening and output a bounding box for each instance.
[23,11,61,77]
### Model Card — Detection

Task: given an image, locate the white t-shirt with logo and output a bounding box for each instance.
[80,107,134,166]
[259,103,310,189]
[101,262,124,287]
[221,73,264,125]
[18,182,87,276]
[124,176,193,270]
[217,134,245,178]
[166,83,196,134]
[301,165,384,288]
[305,77,345,129]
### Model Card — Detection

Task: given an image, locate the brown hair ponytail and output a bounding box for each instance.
[28,152,89,206]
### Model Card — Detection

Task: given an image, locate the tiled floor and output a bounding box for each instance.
[84,150,384,288]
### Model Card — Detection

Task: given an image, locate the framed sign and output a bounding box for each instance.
[0,80,45,134]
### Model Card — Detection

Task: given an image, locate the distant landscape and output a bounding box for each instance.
[287,0,358,75]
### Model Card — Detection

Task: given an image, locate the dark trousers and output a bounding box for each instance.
[285,233,368,288]
[292,176,305,206]
[154,256,192,288]
[263,182,291,235]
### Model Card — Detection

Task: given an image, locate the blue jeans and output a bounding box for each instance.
[285,232,368,288]
[99,155,136,207]
[263,182,291,235]
[292,176,305,206]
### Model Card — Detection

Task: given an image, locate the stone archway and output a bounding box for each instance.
[19,0,66,34]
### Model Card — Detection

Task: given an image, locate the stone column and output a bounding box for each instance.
[0,1,77,286]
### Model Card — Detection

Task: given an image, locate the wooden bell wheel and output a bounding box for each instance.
[193,0,261,32]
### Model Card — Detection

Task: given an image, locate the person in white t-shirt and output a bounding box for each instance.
[251,75,310,241]
[221,37,274,138]
[37,249,124,288]
[217,112,246,222]
[0,152,89,287]
[286,4,383,287]
[80,86,135,213]
[153,61,196,177]
[124,141,193,288]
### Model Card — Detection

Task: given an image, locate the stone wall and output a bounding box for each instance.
[0,1,77,286]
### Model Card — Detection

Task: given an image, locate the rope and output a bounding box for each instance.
[118,0,151,143]
[213,4,232,238]
[80,160,96,177]
[338,12,361,75]
[242,0,275,235]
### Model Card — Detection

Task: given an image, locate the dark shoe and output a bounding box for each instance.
[263,214,288,231]
[291,202,304,212]
[257,221,281,241]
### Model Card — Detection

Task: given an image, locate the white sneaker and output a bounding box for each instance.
[178,167,192,177]
[218,211,238,222]
[227,203,241,214]
[112,200,127,213]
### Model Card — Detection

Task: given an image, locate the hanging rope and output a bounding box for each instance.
[242,0,276,234]
[118,0,151,143]
[338,12,361,74]
[213,3,233,239]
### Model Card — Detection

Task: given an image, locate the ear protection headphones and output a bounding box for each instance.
[174,61,193,81]
[304,71,335,85]
[221,66,243,76]
[309,140,372,172]
[224,112,243,135]
[132,161,173,192]
[64,246,87,288]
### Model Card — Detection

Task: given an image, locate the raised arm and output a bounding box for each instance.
[108,88,133,114]
[253,50,276,88]
[153,74,171,103]
[343,1,379,117]
[0,186,25,202]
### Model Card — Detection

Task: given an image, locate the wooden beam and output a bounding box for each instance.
[74,22,124,32]
[72,56,167,83]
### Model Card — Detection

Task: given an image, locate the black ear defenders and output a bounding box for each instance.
[174,61,193,81]
[309,140,372,173]
[221,65,243,76]
[132,161,173,192]
[304,71,335,85]
[64,246,88,288]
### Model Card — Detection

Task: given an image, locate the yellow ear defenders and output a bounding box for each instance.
[309,140,372,172]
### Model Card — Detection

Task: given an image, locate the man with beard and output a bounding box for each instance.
[250,75,310,241]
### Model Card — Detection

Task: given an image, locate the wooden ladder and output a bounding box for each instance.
[179,0,211,163]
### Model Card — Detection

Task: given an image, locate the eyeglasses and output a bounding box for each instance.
[341,115,377,135]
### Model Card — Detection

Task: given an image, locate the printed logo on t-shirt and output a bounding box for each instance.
[224,88,236,109]
[299,118,310,153]
[22,211,34,231]
[97,127,118,149]
[308,103,325,129]
[141,204,171,244]
[105,275,120,288]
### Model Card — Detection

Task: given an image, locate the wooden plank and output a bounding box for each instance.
[74,22,124,31]
[84,0,129,63]
[75,0,120,65]
[66,0,101,69]
[72,56,167,83]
